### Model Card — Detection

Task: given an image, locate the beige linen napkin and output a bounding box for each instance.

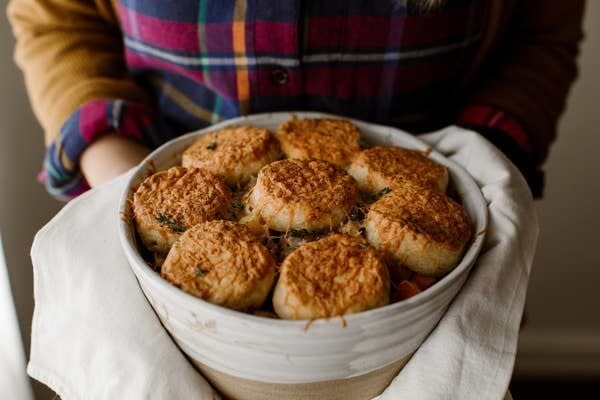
[376,128,537,400]
[28,126,536,400]
[28,177,221,400]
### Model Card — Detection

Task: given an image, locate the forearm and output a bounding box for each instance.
[80,133,151,187]
[8,0,161,198]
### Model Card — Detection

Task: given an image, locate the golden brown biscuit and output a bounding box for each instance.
[276,117,361,167]
[365,184,471,277]
[273,234,389,319]
[162,220,276,311]
[347,146,448,194]
[133,167,232,257]
[246,158,359,232]
[182,126,281,186]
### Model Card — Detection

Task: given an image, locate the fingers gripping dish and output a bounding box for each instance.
[182,126,282,187]
[365,184,471,277]
[273,234,390,320]
[347,146,449,194]
[133,166,232,257]
[246,158,359,232]
[276,117,362,167]
[162,221,277,311]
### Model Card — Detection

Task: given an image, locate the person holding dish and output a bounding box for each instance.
[8,0,584,200]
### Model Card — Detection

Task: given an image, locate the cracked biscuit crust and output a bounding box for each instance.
[276,117,361,167]
[273,234,389,320]
[246,158,359,232]
[348,146,448,194]
[365,184,471,277]
[162,220,277,311]
[182,126,282,186]
[133,167,231,256]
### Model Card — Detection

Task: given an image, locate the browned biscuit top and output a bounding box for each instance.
[278,234,389,318]
[133,166,231,230]
[276,117,361,166]
[182,126,281,184]
[368,184,471,250]
[161,220,276,310]
[357,146,447,191]
[254,158,358,212]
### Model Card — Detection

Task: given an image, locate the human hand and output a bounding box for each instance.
[80,132,150,187]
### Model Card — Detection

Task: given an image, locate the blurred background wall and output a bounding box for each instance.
[1,1,62,398]
[514,1,600,378]
[0,1,598,398]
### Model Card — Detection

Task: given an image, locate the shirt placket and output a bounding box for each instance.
[249,0,303,113]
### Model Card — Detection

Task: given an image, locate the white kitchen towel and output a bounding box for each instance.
[28,126,537,400]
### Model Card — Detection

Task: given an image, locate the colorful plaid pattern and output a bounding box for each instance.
[44,0,530,199]
[457,105,533,152]
[43,100,171,200]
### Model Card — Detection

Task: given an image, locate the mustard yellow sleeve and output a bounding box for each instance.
[7,0,152,145]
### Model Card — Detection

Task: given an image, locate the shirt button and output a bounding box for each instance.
[271,67,289,85]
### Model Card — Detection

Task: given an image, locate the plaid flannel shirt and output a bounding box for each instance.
[44,0,534,200]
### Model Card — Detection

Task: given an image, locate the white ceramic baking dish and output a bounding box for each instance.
[118,112,488,400]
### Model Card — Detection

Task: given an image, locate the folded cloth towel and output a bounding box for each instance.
[28,126,537,400]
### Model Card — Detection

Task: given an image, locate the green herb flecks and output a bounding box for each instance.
[366,187,392,203]
[358,137,372,149]
[378,187,392,196]
[206,142,218,150]
[290,229,311,238]
[349,208,365,221]
[232,200,244,213]
[155,214,186,232]
[195,266,207,277]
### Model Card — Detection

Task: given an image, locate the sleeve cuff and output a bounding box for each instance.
[42,99,160,201]
[456,105,544,198]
